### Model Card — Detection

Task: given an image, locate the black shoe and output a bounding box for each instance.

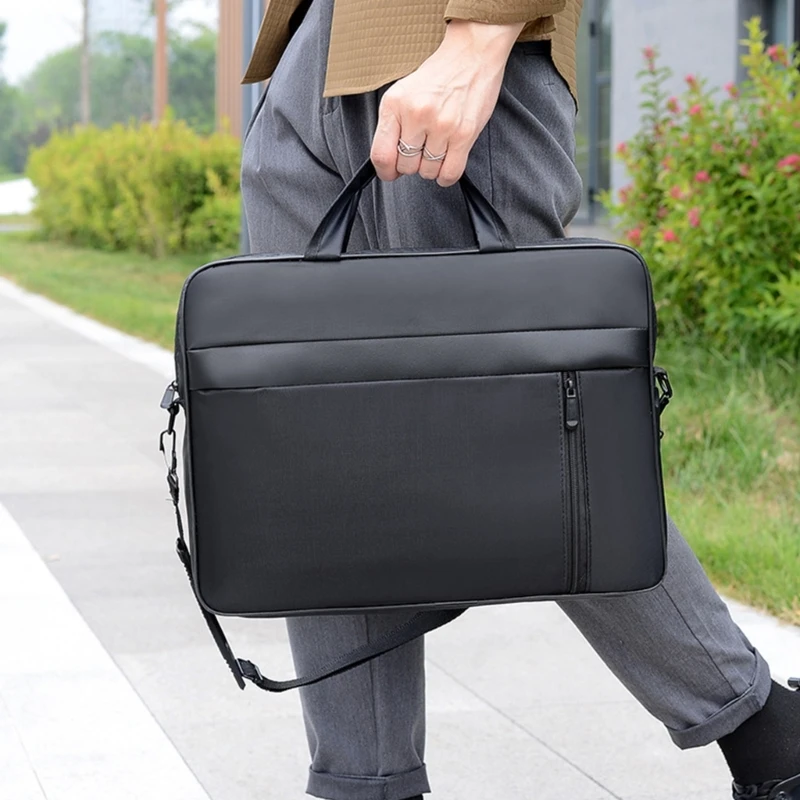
[733,774,800,800]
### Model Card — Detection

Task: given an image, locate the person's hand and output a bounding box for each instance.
[370,19,525,187]
[370,19,524,186]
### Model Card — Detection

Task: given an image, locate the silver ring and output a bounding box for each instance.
[422,146,447,162]
[397,138,424,157]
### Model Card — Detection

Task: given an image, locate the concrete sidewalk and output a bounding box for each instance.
[1,274,799,800]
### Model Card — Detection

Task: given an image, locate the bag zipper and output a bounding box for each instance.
[563,372,590,593]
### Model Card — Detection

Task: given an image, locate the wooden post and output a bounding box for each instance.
[216,0,244,137]
[80,0,91,125]
[154,0,169,123]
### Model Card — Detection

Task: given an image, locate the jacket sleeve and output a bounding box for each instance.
[443,0,566,25]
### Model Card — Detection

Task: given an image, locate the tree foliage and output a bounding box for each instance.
[0,21,31,173]
[0,20,217,174]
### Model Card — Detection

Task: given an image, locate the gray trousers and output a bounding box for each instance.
[241,1,772,798]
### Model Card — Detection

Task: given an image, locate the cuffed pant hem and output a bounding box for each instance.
[307,763,430,800]
[668,651,772,749]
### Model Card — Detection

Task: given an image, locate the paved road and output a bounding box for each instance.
[2,274,799,799]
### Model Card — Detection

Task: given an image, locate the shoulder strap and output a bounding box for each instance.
[159,388,464,693]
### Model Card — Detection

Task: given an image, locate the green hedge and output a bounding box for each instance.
[603,20,800,359]
[27,116,241,256]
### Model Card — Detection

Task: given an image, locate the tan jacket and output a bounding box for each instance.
[243,0,582,100]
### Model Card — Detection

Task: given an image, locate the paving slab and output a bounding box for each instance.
[0,699,47,800]
[512,701,730,797]
[1,274,799,800]
[0,502,211,800]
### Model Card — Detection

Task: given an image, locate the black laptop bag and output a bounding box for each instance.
[160,158,673,693]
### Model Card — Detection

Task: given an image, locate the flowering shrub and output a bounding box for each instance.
[27,115,241,257]
[602,20,800,358]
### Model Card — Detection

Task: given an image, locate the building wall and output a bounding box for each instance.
[610,0,739,193]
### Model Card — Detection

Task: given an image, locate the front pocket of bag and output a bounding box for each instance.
[575,367,666,593]
[188,373,572,615]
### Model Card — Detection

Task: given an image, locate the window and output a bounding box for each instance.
[766,0,795,43]
[574,0,612,223]
[739,0,798,45]
[738,0,798,81]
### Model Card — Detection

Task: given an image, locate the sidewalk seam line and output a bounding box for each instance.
[426,654,623,799]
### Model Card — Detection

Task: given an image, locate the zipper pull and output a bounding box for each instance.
[160,381,179,410]
[564,376,579,430]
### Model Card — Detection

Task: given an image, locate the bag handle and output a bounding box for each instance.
[159,387,465,693]
[303,157,516,261]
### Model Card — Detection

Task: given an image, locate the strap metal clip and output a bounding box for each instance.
[654,367,673,416]
[239,660,263,684]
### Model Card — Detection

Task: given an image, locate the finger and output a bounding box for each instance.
[436,144,469,188]
[418,134,449,181]
[435,122,476,187]
[395,128,426,176]
[371,106,402,182]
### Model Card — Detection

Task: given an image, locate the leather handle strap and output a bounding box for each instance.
[160,393,464,693]
[303,157,516,261]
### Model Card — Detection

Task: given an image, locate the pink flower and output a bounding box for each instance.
[777,154,800,174]
[657,206,669,219]
[669,185,685,200]
[738,163,751,178]
[662,228,679,243]
[766,44,788,64]
[616,141,629,157]
[751,136,760,147]
[685,74,698,88]
[642,46,657,72]
[688,207,701,228]
[619,184,633,203]
[626,227,643,247]
[667,96,681,114]
[712,142,725,154]
[694,170,711,183]
[689,104,703,117]
[725,82,739,97]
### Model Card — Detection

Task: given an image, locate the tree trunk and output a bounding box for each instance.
[80,0,90,125]
[153,0,169,123]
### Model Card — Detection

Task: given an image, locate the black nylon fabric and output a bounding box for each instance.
[177,236,667,618]
[165,163,669,691]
